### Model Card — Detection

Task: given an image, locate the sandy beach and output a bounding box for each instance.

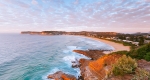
[80,36,130,53]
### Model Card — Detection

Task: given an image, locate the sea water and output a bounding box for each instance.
[0,34,114,80]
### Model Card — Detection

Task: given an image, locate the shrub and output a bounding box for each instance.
[144,52,150,61]
[128,43,150,60]
[135,45,147,59]
[132,68,150,80]
[112,55,137,76]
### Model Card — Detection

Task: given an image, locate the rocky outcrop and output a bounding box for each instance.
[75,49,124,80]
[71,58,80,68]
[47,71,76,80]
[77,50,150,80]
[78,59,97,80]
[73,50,105,60]
[47,50,150,80]
[47,50,105,80]
[88,54,122,80]
[137,59,150,72]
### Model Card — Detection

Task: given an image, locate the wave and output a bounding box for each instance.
[42,68,60,80]
[43,46,89,79]
[84,40,115,50]
[62,46,89,77]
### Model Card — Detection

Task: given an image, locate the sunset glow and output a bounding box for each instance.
[0,0,150,33]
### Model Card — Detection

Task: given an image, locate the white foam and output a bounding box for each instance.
[42,45,88,80]
[42,68,60,80]
[61,46,90,78]
[63,56,76,61]
[67,46,77,49]
[84,39,115,50]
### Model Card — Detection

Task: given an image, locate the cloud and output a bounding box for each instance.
[32,0,38,5]
[74,0,79,5]
[0,0,150,33]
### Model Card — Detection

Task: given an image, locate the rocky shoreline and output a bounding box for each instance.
[47,50,150,80]
[47,49,120,80]
[47,71,77,80]
[47,50,105,80]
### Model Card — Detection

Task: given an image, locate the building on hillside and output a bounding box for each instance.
[132,42,139,46]
[126,37,130,40]
[146,35,150,38]
[144,40,150,44]
[116,39,122,41]
[122,40,127,42]
[126,40,133,43]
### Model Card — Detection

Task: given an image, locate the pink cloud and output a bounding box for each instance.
[31,0,38,5]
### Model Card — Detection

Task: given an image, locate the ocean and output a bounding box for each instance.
[0,34,114,80]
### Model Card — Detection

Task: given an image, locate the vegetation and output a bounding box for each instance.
[111,55,137,76]
[138,36,144,46]
[132,68,150,80]
[112,50,128,55]
[104,39,137,50]
[144,52,150,61]
[127,43,150,61]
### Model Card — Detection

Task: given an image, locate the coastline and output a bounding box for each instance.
[78,35,130,53]
[45,35,150,80]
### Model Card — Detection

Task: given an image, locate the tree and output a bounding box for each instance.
[139,36,144,46]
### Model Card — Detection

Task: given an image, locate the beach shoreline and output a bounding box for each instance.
[78,35,130,53]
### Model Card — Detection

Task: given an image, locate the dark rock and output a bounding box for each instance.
[71,58,80,68]
[47,71,76,80]
[77,76,84,80]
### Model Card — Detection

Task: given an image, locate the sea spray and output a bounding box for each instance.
[62,46,90,77]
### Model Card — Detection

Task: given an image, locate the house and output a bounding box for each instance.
[146,35,150,38]
[123,40,127,42]
[105,37,111,39]
[117,39,122,41]
[144,40,150,44]
[132,42,139,46]
[126,37,130,40]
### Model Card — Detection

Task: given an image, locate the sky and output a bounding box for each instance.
[0,0,150,33]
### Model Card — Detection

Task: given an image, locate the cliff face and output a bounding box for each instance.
[78,51,150,80]
[74,50,133,80]
[79,59,97,80]
[73,50,122,79]
[78,53,123,80]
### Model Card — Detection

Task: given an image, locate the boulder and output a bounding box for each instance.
[71,58,80,68]
[47,71,76,80]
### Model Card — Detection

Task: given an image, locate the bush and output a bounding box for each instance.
[132,68,150,80]
[128,43,150,61]
[144,52,150,61]
[112,55,137,76]
[135,45,148,59]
